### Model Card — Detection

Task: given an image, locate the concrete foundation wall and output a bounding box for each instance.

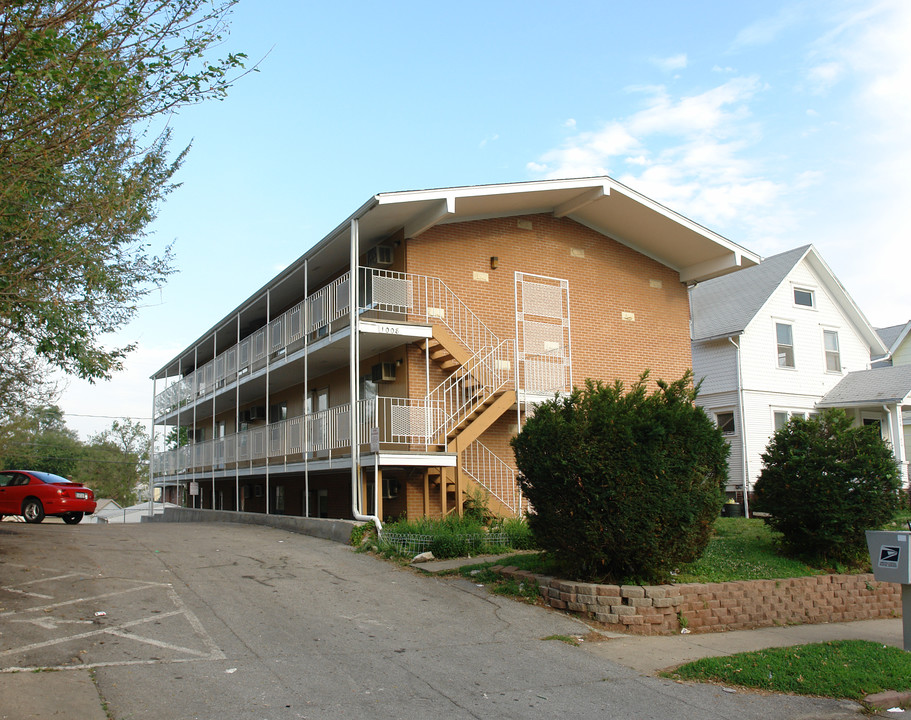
[145,507,359,544]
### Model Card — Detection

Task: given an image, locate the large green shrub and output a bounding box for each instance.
[510,372,729,583]
[753,409,900,563]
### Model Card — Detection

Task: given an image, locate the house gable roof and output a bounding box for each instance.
[877,323,908,350]
[817,364,911,407]
[690,245,811,341]
[690,244,887,356]
[875,321,911,362]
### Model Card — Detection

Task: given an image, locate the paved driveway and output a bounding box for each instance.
[0,522,861,719]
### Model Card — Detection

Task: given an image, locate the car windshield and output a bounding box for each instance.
[29,471,74,484]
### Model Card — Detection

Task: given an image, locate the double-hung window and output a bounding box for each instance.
[823,329,841,372]
[776,323,795,368]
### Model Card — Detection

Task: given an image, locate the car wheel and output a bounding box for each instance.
[61,512,84,525]
[22,498,45,524]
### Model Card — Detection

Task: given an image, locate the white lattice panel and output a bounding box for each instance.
[525,358,566,393]
[374,276,413,310]
[392,405,427,437]
[523,320,563,355]
[522,281,563,318]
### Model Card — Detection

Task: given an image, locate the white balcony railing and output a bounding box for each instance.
[154,267,503,419]
[152,398,451,478]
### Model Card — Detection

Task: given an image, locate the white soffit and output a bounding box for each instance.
[371,177,758,283]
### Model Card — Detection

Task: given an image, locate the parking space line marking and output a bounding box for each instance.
[166,586,225,658]
[0,610,185,658]
[10,572,87,587]
[2,656,210,673]
[0,582,170,618]
[104,629,212,658]
[0,587,53,599]
[0,576,226,671]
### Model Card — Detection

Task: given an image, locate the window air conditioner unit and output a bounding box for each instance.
[242,406,266,422]
[371,362,396,383]
[367,245,394,267]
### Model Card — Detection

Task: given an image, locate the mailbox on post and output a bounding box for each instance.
[866,530,911,650]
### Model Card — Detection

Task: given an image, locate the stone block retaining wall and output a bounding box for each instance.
[492,565,901,635]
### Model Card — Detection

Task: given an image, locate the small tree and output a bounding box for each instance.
[510,371,729,584]
[753,409,900,564]
[76,419,149,504]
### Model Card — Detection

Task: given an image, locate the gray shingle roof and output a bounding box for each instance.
[877,323,907,350]
[690,245,811,341]
[818,365,911,407]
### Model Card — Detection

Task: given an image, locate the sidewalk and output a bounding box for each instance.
[586,617,905,674]
[0,671,108,720]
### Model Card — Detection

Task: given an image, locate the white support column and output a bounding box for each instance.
[350,219,361,518]
[211,333,217,508]
[149,376,156,516]
[265,290,271,516]
[304,258,310,518]
[889,403,908,486]
[235,312,241,511]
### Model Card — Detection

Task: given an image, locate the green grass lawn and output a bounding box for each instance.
[672,517,826,583]
[663,640,911,702]
[455,517,843,585]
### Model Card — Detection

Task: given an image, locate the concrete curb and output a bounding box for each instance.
[864,690,911,710]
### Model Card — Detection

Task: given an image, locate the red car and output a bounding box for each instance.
[0,470,96,524]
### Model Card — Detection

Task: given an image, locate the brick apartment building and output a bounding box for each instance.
[150,177,759,524]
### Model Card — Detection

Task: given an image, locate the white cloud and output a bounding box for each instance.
[731,4,806,50]
[527,76,779,232]
[805,61,844,93]
[563,118,577,129]
[652,53,687,72]
[815,0,911,326]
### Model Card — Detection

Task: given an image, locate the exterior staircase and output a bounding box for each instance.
[411,285,523,516]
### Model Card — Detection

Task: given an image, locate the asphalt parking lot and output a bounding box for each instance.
[0,521,866,719]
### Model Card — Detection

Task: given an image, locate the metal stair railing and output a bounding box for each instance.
[427,339,514,443]
[461,440,525,516]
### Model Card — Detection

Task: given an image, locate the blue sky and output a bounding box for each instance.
[59,0,911,439]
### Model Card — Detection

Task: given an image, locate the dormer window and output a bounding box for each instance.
[794,288,815,307]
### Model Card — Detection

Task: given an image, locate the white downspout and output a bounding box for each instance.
[149,376,156,516]
[729,336,750,517]
[349,217,382,532]
[885,404,908,488]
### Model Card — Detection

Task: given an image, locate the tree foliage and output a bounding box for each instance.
[0,404,83,477]
[76,418,148,504]
[511,371,729,584]
[0,407,149,504]
[0,0,247,414]
[753,409,900,564]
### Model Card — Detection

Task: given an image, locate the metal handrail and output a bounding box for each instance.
[462,440,525,515]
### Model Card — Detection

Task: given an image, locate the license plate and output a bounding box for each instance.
[76,492,88,499]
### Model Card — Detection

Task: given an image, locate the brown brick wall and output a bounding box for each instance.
[495,566,901,635]
[405,213,692,389]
